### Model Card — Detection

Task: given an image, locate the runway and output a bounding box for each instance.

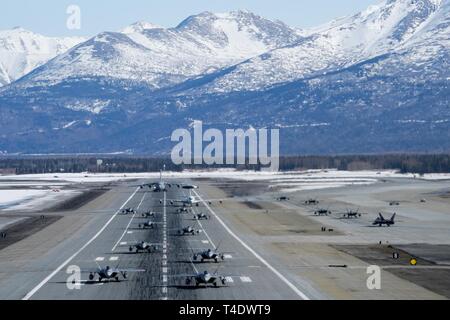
[0,180,309,300]
[1,174,449,300]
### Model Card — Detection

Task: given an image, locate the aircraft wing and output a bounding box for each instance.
[120,242,162,246]
[180,184,199,189]
[80,269,101,274]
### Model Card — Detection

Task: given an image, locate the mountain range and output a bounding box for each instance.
[0,27,85,87]
[0,0,448,155]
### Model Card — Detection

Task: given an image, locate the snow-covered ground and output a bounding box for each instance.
[1,169,449,184]
[0,169,448,210]
[0,189,80,211]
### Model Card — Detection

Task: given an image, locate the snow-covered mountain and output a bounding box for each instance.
[120,21,162,34]
[0,27,85,87]
[12,10,301,92]
[186,0,446,94]
[0,1,448,155]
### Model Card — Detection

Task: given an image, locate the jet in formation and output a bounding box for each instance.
[373,213,396,227]
[193,248,230,263]
[87,265,145,282]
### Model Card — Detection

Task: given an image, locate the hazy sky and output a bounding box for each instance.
[1,0,380,37]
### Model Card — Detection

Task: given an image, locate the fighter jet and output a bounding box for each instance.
[180,270,229,287]
[138,220,158,229]
[166,195,200,207]
[314,208,332,216]
[373,213,396,227]
[194,212,210,220]
[141,211,156,218]
[193,248,229,263]
[178,226,202,236]
[127,241,159,253]
[340,208,365,219]
[166,195,223,207]
[88,265,145,282]
[304,198,319,205]
[121,208,136,215]
[177,207,192,214]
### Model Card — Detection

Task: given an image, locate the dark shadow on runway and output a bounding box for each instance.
[169,285,228,290]
[51,279,130,285]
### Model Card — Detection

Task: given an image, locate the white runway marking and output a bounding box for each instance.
[127,231,133,234]
[202,240,210,244]
[95,257,105,262]
[109,256,119,261]
[225,277,234,283]
[22,187,141,300]
[120,242,127,246]
[193,190,310,300]
[223,254,233,259]
[163,275,168,283]
[162,267,168,273]
[240,276,253,283]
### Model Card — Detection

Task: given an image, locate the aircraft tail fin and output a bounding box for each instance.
[391,213,396,222]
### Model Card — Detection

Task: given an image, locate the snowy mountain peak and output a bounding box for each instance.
[121,21,162,34]
[10,10,302,91]
[179,0,448,94]
[0,27,85,86]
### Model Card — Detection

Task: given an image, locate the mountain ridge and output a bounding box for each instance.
[0,0,448,155]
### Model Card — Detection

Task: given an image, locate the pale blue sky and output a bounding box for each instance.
[1,0,380,37]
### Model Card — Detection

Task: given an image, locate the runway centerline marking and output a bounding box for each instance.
[240,276,252,283]
[22,186,141,300]
[95,257,105,262]
[193,189,310,300]
[161,191,168,299]
[112,192,147,252]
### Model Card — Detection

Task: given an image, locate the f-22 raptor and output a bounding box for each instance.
[373,213,396,227]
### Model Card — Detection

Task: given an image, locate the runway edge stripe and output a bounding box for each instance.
[22,187,141,300]
[193,190,311,300]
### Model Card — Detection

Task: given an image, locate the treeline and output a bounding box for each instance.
[279,154,450,174]
[0,154,449,175]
